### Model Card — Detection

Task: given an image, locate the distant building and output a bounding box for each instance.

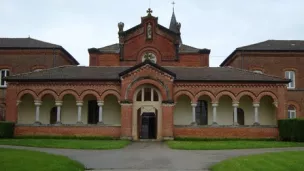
[4,9,290,140]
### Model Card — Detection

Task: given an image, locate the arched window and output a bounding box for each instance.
[136,88,159,102]
[142,53,157,63]
[287,105,296,119]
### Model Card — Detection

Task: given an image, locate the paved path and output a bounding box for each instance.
[1,142,304,171]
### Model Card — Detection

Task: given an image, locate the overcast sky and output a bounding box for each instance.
[1,0,303,66]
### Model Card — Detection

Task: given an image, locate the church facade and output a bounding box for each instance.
[5,9,289,140]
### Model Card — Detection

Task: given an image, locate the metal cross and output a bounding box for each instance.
[147,8,153,15]
[172,1,175,12]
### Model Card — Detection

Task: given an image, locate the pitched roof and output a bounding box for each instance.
[237,40,304,51]
[220,40,304,66]
[90,43,209,54]
[0,37,79,65]
[0,37,61,48]
[119,60,176,77]
[5,64,289,83]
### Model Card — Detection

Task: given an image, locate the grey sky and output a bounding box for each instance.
[1,0,304,66]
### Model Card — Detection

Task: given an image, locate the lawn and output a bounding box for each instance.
[211,151,304,171]
[0,148,84,171]
[167,140,304,150]
[0,139,130,149]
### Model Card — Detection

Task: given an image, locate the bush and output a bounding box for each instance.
[174,137,276,141]
[278,119,304,142]
[0,121,15,138]
[14,135,117,140]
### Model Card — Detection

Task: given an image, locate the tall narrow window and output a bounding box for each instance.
[0,69,9,87]
[195,100,208,125]
[144,88,151,101]
[287,105,296,119]
[137,90,142,101]
[285,71,295,89]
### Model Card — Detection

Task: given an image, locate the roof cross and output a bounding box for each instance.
[172,1,175,11]
[147,8,153,15]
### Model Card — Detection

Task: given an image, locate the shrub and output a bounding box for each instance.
[14,135,117,140]
[278,119,304,142]
[0,121,15,138]
[174,137,275,141]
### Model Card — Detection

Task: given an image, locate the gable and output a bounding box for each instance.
[119,60,176,80]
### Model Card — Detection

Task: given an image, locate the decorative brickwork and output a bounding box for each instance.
[15,125,121,137]
[174,126,278,139]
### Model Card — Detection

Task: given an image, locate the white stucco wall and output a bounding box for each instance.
[61,95,77,124]
[260,96,276,125]
[239,96,254,125]
[18,94,35,124]
[40,95,55,124]
[103,95,121,125]
[174,95,192,125]
[217,96,233,125]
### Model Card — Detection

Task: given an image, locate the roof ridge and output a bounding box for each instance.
[225,66,289,80]
[6,65,74,78]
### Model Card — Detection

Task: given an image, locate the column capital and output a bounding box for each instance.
[191,103,197,107]
[273,101,278,108]
[212,103,218,107]
[34,100,42,106]
[76,101,83,106]
[55,101,63,106]
[97,101,104,106]
[232,102,239,107]
[253,102,260,107]
[16,100,22,106]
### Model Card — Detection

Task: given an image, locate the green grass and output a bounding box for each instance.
[0,139,130,149]
[211,151,304,171]
[0,148,84,171]
[167,140,304,150]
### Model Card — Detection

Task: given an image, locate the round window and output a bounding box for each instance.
[142,52,156,63]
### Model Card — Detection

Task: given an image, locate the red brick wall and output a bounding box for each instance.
[89,18,209,67]
[162,104,174,138]
[223,52,304,117]
[120,104,132,139]
[0,49,75,74]
[174,127,278,138]
[0,49,77,100]
[90,53,209,67]
[15,126,121,137]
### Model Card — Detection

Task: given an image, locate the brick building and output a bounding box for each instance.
[220,40,304,119]
[0,37,79,120]
[4,9,290,140]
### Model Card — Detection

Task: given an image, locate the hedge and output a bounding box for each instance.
[174,137,276,141]
[278,119,304,142]
[14,135,117,140]
[0,121,15,138]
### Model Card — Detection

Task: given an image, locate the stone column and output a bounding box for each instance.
[34,100,42,125]
[212,102,218,125]
[55,101,62,125]
[97,101,104,124]
[16,100,21,124]
[76,101,83,124]
[253,102,260,125]
[191,103,197,125]
[232,102,239,125]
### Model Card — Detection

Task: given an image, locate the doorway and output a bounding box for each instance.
[140,112,157,139]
